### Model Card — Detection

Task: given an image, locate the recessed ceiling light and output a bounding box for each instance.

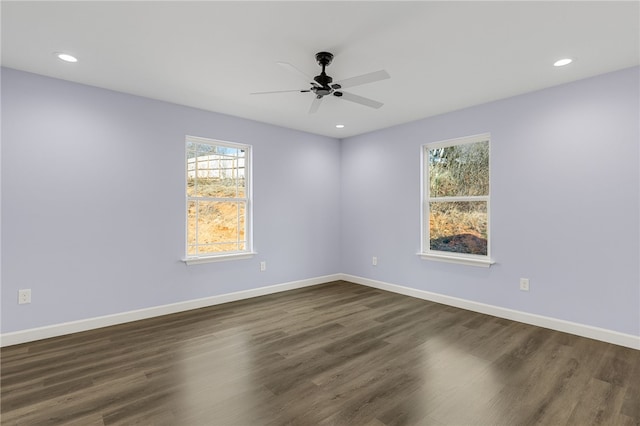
[55,53,78,63]
[335,124,345,129]
[553,58,572,67]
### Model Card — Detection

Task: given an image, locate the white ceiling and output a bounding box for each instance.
[2,1,638,138]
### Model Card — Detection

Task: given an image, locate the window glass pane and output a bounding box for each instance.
[187,200,197,252]
[187,174,196,197]
[187,144,197,197]
[188,145,246,198]
[186,141,198,157]
[429,201,487,255]
[196,242,246,254]
[197,143,216,156]
[429,140,489,197]
[188,201,246,254]
[237,149,246,198]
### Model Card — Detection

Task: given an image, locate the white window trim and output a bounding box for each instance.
[182,252,256,265]
[417,252,495,267]
[419,133,494,267]
[184,135,253,264]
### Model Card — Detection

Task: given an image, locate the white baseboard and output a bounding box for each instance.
[3,273,638,350]
[340,274,640,350]
[0,274,342,347]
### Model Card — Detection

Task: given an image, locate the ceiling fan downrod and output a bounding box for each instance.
[313,52,335,96]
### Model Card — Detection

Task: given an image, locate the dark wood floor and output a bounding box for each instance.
[1,281,638,425]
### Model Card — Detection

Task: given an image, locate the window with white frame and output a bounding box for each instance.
[186,136,251,260]
[421,133,492,266]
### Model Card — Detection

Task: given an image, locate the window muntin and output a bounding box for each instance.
[186,136,251,258]
[423,134,490,260]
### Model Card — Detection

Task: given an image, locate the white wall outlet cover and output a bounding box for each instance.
[18,289,32,304]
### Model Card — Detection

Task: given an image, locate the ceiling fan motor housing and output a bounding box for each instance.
[314,74,333,89]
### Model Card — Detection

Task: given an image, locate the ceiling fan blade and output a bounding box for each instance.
[250,89,310,95]
[277,61,318,86]
[333,70,390,89]
[309,97,323,114]
[338,91,384,109]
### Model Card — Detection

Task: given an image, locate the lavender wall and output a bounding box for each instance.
[1,68,342,333]
[341,66,640,336]
[2,66,638,338]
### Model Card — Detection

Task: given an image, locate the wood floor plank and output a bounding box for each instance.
[2,281,638,425]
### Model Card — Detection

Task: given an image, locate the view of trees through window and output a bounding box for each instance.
[186,139,248,256]
[426,138,489,256]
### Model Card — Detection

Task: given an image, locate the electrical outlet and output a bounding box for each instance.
[260,261,267,272]
[18,289,31,304]
[519,278,530,291]
[372,256,378,266]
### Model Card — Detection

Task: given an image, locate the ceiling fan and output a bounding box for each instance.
[251,51,390,114]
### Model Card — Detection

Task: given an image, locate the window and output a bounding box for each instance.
[421,133,493,267]
[185,136,252,263]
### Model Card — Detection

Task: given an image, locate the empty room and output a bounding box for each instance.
[1,1,639,425]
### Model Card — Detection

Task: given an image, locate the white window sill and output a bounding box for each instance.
[182,252,256,265]
[418,252,495,268]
